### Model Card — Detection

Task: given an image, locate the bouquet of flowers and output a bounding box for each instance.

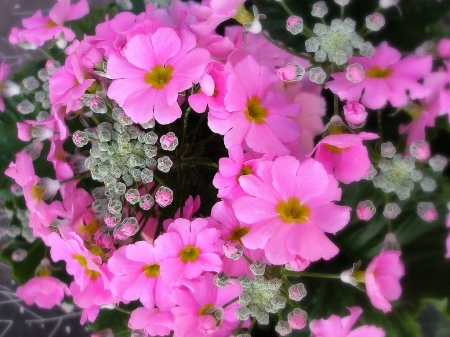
[1,0,450,336]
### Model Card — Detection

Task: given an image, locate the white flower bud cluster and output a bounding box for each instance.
[235,272,286,325]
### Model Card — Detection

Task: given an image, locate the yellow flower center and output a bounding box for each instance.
[324,144,349,154]
[228,227,250,243]
[276,197,311,224]
[233,5,254,25]
[78,219,101,238]
[179,245,201,263]
[237,165,252,181]
[245,96,267,124]
[365,66,393,79]
[144,65,173,89]
[142,263,160,278]
[352,270,366,283]
[73,254,101,279]
[31,185,46,202]
[46,20,57,28]
[198,303,214,316]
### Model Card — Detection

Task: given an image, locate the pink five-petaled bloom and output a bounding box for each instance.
[46,231,104,290]
[310,306,385,337]
[326,42,432,110]
[16,276,70,309]
[343,100,368,126]
[208,55,301,156]
[154,218,223,285]
[234,156,351,265]
[9,0,89,48]
[107,27,211,125]
[171,273,242,337]
[108,241,171,308]
[309,132,379,184]
[365,251,405,313]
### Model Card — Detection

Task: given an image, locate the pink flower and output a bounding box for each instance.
[154,218,223,285]
[310,306,385,337]
[129,307,174,336]
[108,241,171,308]
[356,200,376,221]
[46,232,105,290]
[326,42,432,109]
[276,63,305,82]
[234,156,350,265]
[170,273,242,337]
[107,28,210,124]
[190,0,246,35]
[365,251,405,313]
[213,145,260,200]
[309,132,379,184]
[437,38,450,59]
[208,55,301,156]
[343,100,368,126]
[16,276,70,309]
[9,0,89,48]
[399,69,450,146]
[49,54,95,112]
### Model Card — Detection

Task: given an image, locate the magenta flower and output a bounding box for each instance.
[107,28,210,124]
[9,0,89,48]
[46,232,105,290]
[16,276,70,309]
[129,307,174,336]
[234,156,351,265]
[343,100,368,126]
[170,273,242,337]
[190,0,246,35]
[49,54,95,112]
[326,42,432,109]
[208,55,301,156]
[365,251,405,313]
[154,218,223,285]
[310,306,385,337]
[309,132,379,184]
[108,241,171,308]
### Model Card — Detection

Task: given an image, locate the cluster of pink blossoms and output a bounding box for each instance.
[4,0,450,336]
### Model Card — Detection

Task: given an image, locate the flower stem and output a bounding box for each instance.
[283,270,341,279]
[223,296,239,308]
[247,317,257,334]
[278,0,294,16]
[38,47,57,61]
[60,173,91,184]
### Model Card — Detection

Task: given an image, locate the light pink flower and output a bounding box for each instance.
[8,0,89,48]
[107,28,210,124]
[213,145,261,200]
[234,156,350,265]
[46,231,105,290]
[170,273,242,337]
[49,54,95,112]
[154,218,223,285]
[16,276,70,309]
[190,0,246,35]
[437,38,450,59]
[129,307,174,336]
[326,42,432,110]
[108,241,171,308]
[310,306,385,337]
[309,132,379,184]
[343,100,368,125]
[208,55,301,156]
[365,251,405,313]
[399,69,450,146]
